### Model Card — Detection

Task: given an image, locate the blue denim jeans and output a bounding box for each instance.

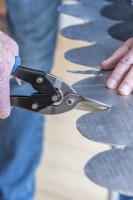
[0,0,60,199]
[119,195,133,200]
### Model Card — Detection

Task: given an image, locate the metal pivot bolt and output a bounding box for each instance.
[52,95,58,102]
[32,103,39,110]
[66,98,74,106]
[36,77,43,84]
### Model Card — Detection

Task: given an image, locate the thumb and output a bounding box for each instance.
[0,56,21,119]
[0,65,11,119]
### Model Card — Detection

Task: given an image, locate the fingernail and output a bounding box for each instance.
[0,108,10,119]
[107,79,117,89]
[0,113,9,119]
[119,84,131,95]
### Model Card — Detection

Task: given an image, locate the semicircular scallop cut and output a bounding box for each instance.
[61,20,116,43]
[84,147,133,195]
[80,0,110,7]
[65,39,122,68]
[58,1,109,21]
[58,4,90,21]
[74,72,133,146]
[105,0,130,3]
[108,21,133,41]
[101,3,133,21]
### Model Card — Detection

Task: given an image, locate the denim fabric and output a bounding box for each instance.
[119,195,133,200]
[0,0,60,199]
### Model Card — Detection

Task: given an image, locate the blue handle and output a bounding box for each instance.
[11,56,21,74]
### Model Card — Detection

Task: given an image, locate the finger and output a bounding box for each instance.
[0,56,17,119]
[106,48,133,89]
[0,31,19,54]
[118,65,133,95]
[1,56,19,119]
[0,64,11,119]
[101,39,130,70]
[0,32,19,119]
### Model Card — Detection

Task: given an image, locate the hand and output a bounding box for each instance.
[101,37,133,96]
[0,31,18,119]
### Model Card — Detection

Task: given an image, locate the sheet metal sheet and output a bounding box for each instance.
[101,3,133,21]
[85,147,133,195]
[58,4,90,21]
[61,20,115,43]
[105,0,132,5]
[108,21,133,41]
[65,39,122,68]
[73,71,133,146]
[58,0,133,194]
[105,0,130,3]
[58,1,109,21]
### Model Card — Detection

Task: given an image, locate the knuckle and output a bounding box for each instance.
[119,57,133,65]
